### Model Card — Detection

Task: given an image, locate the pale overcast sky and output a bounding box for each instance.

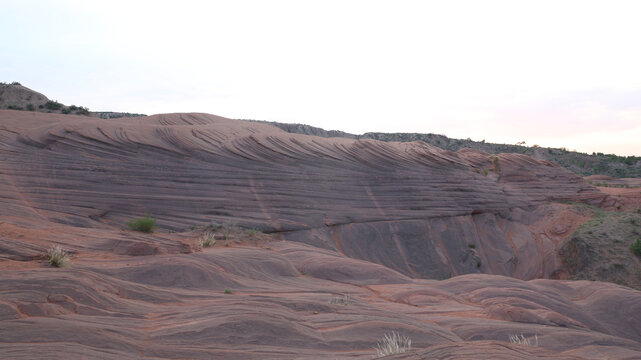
[2,0,640,155]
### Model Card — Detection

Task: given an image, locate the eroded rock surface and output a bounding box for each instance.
[0,111,604,278]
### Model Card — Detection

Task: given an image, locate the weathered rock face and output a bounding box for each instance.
[0,111,604,279]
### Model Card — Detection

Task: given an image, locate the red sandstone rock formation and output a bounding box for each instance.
[1,110,639,359]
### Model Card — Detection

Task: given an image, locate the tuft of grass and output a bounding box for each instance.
[127,216,156,233]
[328,294,350,306]
[374,332,411,358]
[509,333,538,346]
[199,230,216,248]
[224,289,234,294]
[47,245,69,267]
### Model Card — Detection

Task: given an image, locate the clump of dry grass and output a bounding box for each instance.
[328,294,350,306]
[509,333,538,346]
[47,245,69,267]
[374,331,411,358]
[199,230,216,248]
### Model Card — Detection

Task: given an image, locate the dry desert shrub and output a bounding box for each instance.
[199,230,216,248]
[126,216,156,233]
[47,245,69,267]
[328,294,350,306]
[508,333,538,346]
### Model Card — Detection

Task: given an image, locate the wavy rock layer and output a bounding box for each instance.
[0,111,603,279]
[1,239,641,359]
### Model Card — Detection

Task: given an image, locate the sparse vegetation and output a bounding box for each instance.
[329,294,350,306]
[244,228,260,236]
[199,230,216,248]
[194,221,269,248]
[75,106,90,115]
[220,222,239,240]
[224,289,234,294]
[26,103,35,111]
[94,111,147,119]
[492,155,501,173]
[560,204,641,289]
[508,333,538,346]
[44,100,63,110]
[126,216,156,233]
[47,245,69,267]
[374,332,411,358]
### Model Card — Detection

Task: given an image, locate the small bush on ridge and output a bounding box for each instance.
[127,216,156,233]
[44,100,63,110]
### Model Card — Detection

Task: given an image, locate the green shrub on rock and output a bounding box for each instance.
[127,216,156,233]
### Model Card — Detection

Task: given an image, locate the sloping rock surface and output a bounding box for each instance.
[0,111,604,278]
